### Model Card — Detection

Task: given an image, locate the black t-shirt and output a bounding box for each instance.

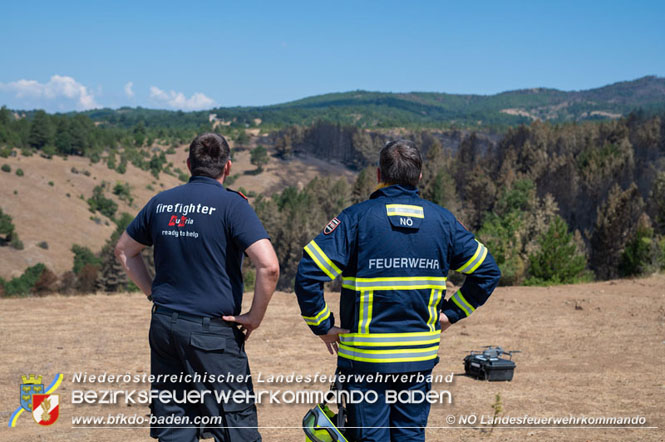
[126,175,269,317]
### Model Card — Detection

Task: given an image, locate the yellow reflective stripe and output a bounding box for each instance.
[340,331,441,347]
[355,291,373,333]
[338,344,439,363]
[364,291,373,334]
[302,303,331,326]
[342,276,447,291]
[451,290,475,317]
[427,289,442,332]
[304,240,341,280]
[468,246,488,273]
[357,292,364,333]
[340,331,440,339]
[385,204,424,218]
[455,240,488,274]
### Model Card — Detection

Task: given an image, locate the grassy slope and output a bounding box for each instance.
[0,144,354,278]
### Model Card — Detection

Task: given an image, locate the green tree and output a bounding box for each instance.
[235,130,250,147]
[54,117,74,155]
[96,212,149,292]
[0,208,16,244]
[590,184,644,280]
[351,167,376,204]
[648,172,665,235]
[619,216,663,277]
[250,145,269,172]
[133,121,146,147]
[28,110,52,149]
[526,216,588,285]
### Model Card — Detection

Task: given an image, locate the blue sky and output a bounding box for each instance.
[1,1,663,111]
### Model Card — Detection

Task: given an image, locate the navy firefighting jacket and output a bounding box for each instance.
[295,184,501,373]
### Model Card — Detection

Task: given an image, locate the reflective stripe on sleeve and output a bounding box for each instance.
[302,303,331,326]
[304,240,342,280]
[451,290,475,317]
[385,204,424,218]
[455,241,488,274]
[342,276,447,291]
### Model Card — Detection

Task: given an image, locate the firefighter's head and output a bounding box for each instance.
[378,139,422,187]
[187,133,232,180]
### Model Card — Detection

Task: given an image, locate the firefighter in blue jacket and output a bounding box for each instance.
[295,139,501,442]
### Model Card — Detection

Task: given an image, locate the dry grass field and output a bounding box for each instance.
[1,275,663,441]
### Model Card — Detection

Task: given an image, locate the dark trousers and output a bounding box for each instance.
[343,370,432,442]
[149,308,261,442]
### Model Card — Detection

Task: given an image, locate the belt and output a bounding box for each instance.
[152,305,234,327]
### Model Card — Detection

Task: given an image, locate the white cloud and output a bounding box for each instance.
[149,86,215,110]
[124,81,134,98]
[0,75,99,110]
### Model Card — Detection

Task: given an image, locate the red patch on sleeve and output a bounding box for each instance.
[323,217,341,235]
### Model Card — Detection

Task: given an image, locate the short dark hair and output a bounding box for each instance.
[379,139,422,187]
[188,133,230,178]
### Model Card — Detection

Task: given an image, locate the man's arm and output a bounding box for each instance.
[115,231,152,297]
[440,219,501,325]
[223,238,279,340]
[295,214,353,354]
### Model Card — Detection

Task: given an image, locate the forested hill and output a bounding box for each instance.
[76,75,665,130]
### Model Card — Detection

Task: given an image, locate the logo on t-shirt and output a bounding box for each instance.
[168,215,188,227]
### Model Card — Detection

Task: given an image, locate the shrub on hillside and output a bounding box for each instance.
[77,264,99,293]
[87,184,118,218]
[15,168,24,176]
[112,182,133,205]
[1,263,47,296]
[34,268,59,295]
[1,164,10,173]
[72,244,101,274]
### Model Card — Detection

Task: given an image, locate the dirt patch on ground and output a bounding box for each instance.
[1,275,663,441]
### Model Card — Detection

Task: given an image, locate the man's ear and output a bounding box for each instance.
[186,158,191,173]
[377,167,381,184]
[224,160,232,178]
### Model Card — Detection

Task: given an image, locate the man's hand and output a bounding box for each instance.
[223,312,261,341]
[440,313,452,333]
[319,327,350,355]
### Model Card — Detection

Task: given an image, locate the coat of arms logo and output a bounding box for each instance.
[9,373,63,428]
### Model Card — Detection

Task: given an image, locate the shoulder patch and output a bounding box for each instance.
[227,188,248,200]
[323,217,341,235]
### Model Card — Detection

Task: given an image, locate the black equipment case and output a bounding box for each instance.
[464,346,519,381]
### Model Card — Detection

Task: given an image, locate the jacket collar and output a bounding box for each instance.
[188,175,224,188]
[370,184,420,199]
